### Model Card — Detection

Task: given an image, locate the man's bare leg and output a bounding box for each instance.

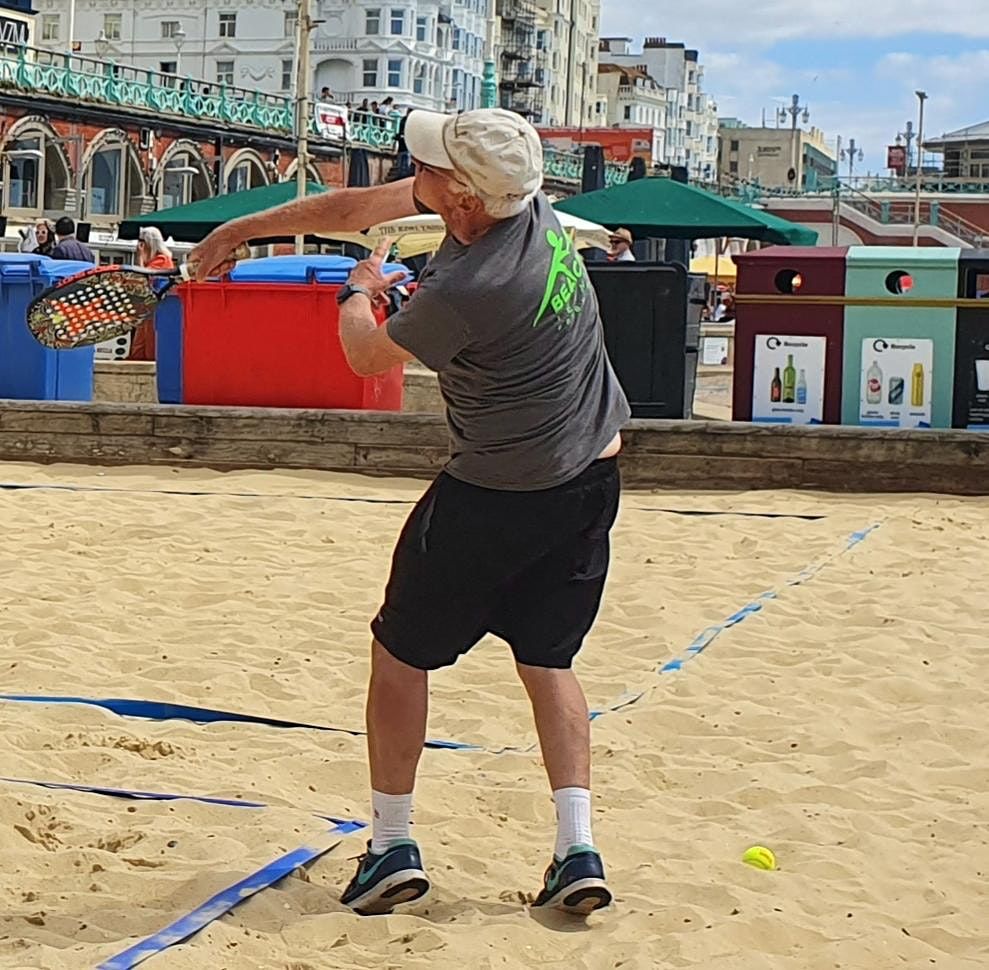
[340,641,431,914]
[517,662,611,913]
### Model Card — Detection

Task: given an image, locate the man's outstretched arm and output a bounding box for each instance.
[189,178,417,279]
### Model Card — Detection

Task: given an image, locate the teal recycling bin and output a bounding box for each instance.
[842,247,960,428]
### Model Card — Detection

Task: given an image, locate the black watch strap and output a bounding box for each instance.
[337,283,373,305]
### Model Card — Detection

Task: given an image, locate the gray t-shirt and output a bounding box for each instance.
[387,192,631,491]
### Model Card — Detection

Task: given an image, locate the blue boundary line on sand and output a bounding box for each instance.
[0,776,362,827]
[0,695,477,751]
[0,776,365,970]
[95,832,355,970]
[588,523,882,720]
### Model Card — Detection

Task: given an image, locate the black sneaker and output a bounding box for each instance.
[340,839,430,916]
[532,845,612,915]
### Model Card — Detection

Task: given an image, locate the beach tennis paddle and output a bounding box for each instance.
[26,243,252,350]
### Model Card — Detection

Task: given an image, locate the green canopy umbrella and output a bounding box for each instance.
[118,181,329,243]
[554,177,818,246]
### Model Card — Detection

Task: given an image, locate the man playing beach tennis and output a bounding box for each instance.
[190,108,631,917]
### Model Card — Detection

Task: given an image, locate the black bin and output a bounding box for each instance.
[954,251,989,430]
[587,261,689,419]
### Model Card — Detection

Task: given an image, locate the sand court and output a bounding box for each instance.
[0,461,987,968]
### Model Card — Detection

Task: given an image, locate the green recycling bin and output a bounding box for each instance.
[842,247,961,428]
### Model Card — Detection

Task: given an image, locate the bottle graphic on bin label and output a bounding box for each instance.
[771,367,782,403]
[866,360,883,405]
[911,362,925,407]
[782,354,796,403]
[888,377,905,406]
[796,369,807,405]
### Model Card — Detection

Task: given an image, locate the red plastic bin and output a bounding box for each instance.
[179,280,403,410]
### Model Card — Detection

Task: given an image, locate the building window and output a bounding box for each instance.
[218,12,236,38]
[161,21,180,39]
[88,146,123,217]
[161,152,198,210]
[729,160,738,174]
[40,14,59,41]
[284,11,297,37]
[730,139,739,152]
[4,136,41,209]
[216,60,234,86]
[103,13,122,40]
[390,9,405,35]
[416,15,427,41]
[624,106,631,121]
[363,58,378,87]
[160,61,177,74]
[281,59,293,91]
[413,62,425,94]
[387,57,402,87]
[365,9,380,34]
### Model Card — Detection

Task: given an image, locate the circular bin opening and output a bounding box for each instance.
[774,269,804,294]
[885,270,914,294]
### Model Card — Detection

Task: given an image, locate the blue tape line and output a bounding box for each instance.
[96,832,349,970]
[0,777,365,831]
[588,523,881,718]
[0,695,475,751]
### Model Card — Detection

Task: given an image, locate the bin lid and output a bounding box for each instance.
[0,252,45,282]
[846,246,961,267]
[228,254,412,284]
[36,258,99,285]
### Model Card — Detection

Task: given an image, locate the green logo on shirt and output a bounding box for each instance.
[532,228,588,328]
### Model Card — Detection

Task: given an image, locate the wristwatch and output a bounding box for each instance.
[336,283,374,306]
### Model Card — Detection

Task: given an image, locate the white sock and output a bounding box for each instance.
[371,791,414,854]
[553,787,593,861]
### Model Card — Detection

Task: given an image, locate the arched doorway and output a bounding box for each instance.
[83,130,146,225]
[156,141,212,209]
[225,149,270,194]
[314,58,355,102]
[0,118,73,218]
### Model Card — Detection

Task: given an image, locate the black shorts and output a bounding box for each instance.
[371,457,621,671]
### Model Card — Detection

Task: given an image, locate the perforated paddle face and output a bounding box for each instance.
[27,268,167,349]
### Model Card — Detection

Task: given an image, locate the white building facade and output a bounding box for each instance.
[598,35,718,179]
[34,0,491,113]
[595,62,667,163]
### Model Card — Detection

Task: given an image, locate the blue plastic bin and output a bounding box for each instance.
[0,254,96,401]
[155,254,411,404]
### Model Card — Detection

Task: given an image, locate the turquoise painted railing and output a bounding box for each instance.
[0,44,628,185]
[0,45,401,152]
[542,146,630,187]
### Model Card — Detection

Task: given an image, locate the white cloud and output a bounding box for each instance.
[601,0,989,46]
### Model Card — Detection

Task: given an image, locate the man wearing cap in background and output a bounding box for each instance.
[607,227,636,262]
[190,108,630,918]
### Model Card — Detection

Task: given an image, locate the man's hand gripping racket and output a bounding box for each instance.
[25,242,252,350]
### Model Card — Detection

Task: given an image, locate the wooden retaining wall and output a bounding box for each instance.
[1,401,988,494]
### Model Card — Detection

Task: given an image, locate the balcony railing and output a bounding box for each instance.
[0,43,631,188]
[543,147,629,188]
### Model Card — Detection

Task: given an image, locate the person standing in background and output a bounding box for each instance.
[50,217,94,262]
[607,228,635,262]
[128,227,174,361]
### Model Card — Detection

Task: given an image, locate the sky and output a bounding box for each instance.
[599,0,986,175]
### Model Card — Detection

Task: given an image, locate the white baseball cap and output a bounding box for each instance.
[405,108,543,206]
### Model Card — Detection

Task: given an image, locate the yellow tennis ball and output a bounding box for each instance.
[742,846,776,870]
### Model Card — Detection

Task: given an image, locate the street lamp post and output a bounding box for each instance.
[173,26,186,75]
[294,0,313,255]
[912,90,928,246]
[778,93,809,185]
[841,138,864,181]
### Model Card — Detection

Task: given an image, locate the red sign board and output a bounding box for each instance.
[887,145,907,175]
[535,127,654,164]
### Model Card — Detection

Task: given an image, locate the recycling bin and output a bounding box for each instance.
[953,250,989,429]
[842,246,961,429]
[733,247,847,425]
